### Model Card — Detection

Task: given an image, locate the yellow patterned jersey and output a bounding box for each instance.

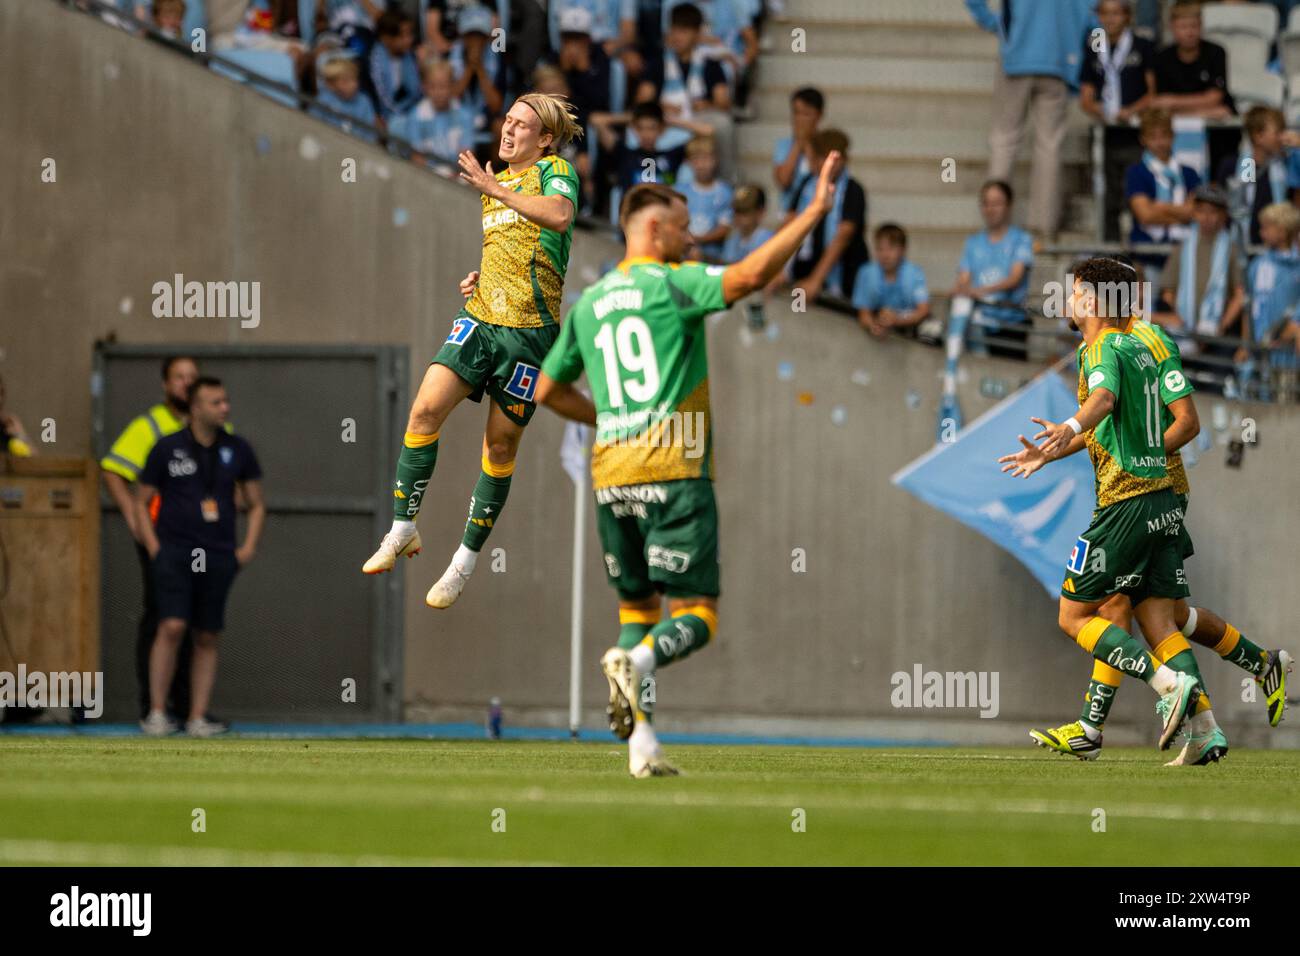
[464,155,579,329]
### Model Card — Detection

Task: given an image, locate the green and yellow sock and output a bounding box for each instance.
[1076,617,1161,684]
[462,455,513,552]
[1212,623,1271,679]
[617,606,659,650]
[1153,632,1213,713]
[640,605,718,669]
[392,431,439,520]
[1080,659,1124,730]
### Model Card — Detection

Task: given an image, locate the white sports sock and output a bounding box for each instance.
[629,718,659,752]
[628,643,655,676]
[1187,708,1217,736]
[389,518,415,538]
[1150,665,1179,695]
[453,544,478,575]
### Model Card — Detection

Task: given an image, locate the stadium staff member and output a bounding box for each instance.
[133,376,264,737]
[101,355,204,721]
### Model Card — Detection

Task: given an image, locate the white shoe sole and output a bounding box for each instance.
[1159,676,1198,751]
[601,649,641,722]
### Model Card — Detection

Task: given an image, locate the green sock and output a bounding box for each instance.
[1090,623,1161,684]
[1080,662,1123,729]
[462,458,513,552]
[618,623,653,650]
[393,432,439,520]
[1220,625,1270,677]
[1165,648,1204,683]
[618,612,658,722]
[646,609,716,668]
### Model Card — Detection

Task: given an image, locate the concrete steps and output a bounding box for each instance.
[738,1,1099,294]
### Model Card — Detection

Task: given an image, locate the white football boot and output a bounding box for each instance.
[425,554,475,609]
[362,526,422,574]
[603,648,679,778]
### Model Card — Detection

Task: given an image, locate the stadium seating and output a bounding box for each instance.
[1202,1,1280,42]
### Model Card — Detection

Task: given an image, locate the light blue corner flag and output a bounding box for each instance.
[892,368,1097,596]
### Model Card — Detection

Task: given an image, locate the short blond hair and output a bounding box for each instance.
[685,135,716,159]
[515,92,582,153]
[321,57,359,83]
[1259,202,1300,240]
[419,59,454,83]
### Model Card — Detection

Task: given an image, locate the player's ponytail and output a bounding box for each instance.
[516,92,583,154]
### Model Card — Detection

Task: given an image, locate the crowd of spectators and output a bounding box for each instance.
[107,0,772,231]
[96,0,1300,384]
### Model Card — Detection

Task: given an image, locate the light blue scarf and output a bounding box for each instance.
[1141,150,1186,243]
[1177,223,1231,336]
[1235,148,1288,232]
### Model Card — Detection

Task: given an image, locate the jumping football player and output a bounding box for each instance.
[534,153,845,777]
[363,93,584,609]
[1015,257,1209,752]
[1000,264,1291,762]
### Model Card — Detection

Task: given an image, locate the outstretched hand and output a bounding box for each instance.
[997,435,1050,478]
[811,150,843,214]
[458,150,500,198]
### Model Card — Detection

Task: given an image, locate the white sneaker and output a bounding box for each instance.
[185,716,229,738]
[362,527,422,574]
[139,712,177,736]
[425,557,473,608]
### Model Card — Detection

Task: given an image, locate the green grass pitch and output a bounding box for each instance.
[2,738,1298,866]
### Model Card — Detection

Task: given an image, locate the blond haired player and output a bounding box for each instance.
[364,93,592,608]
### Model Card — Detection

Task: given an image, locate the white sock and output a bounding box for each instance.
[629,718,658,752]
[453,544,478,575]
[389,518,415,538]
[1079,719,1101,741]
[1150,665,1179,695]
[1187,708,1217,735]
[628,643,655,676]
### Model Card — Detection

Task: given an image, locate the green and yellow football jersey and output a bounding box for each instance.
[1124,316,1195,496]
[1076,327,1172,508]
[541,257,728,490]
[465,155,579,330]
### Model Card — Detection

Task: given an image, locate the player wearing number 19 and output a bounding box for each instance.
[534,152,846,778]
[362,93,584,610]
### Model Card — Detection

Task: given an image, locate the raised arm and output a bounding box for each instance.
[722,151,843,305]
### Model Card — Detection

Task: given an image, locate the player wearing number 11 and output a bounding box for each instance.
[534,151,846,777]
[1026,257,1206,753]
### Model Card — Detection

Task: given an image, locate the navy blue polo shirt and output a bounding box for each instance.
[139,427,262,553]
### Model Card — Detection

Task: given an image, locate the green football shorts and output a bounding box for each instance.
[594,478,720,599]
[1061,487,1191,605]
[1177,493,1194,560]
[432,310,559,426]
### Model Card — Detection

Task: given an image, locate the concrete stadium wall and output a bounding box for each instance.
[4,0,1298,747]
